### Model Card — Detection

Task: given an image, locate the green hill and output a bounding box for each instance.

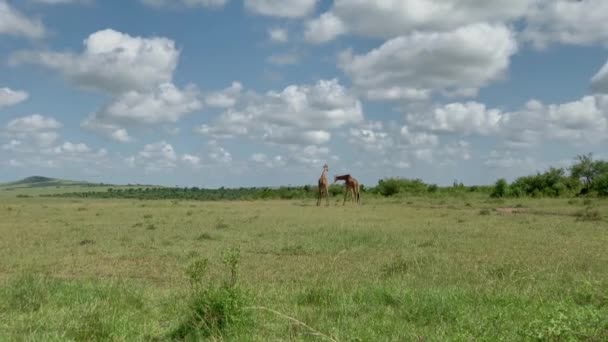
[1,176,105,189]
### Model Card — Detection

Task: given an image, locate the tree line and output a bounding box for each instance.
[40,153,607,201]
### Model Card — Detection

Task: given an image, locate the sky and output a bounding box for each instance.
[1,0,608,188]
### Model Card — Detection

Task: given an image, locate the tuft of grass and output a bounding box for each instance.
[146,224,157,230]
[196,232,213,241]
[79,239,95,246]
[479,208,492,215]
[215,221,229,230]
[575,207,602,222]
[170,249,251,340]
[279,244,306,256]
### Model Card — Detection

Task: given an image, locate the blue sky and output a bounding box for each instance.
[1,0,608,188]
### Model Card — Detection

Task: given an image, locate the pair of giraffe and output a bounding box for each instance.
[317,164,360,206]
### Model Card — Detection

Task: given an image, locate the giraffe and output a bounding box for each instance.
[317,164,330,206]
[334,174,360,205]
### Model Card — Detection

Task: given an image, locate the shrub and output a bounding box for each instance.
[594,173,608,197]
[170,248,251,340]
[490,178,508,198]
[376,178,428,197]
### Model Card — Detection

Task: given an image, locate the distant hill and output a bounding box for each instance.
[1,176,160,189]
[1,176,108,188]
[11,176,57,185]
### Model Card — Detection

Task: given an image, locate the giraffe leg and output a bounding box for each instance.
[317,189,321,206]
[325,187,330,206]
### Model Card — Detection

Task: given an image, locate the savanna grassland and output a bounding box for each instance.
[1,191,607,341]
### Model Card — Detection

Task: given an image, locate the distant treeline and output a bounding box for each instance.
[40,153,607,201]
[491,153,608,198]
[41,180,492,201]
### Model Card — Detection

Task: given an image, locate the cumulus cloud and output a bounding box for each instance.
[304,12,347,44]
[12,29,179,94]
[0,87,29,109]
[12,29,203,141]
[502,95,608,147]
[407,102,504,135]
[338,23,517,101]
[591,59,608,94]
[140,0,227,9]
[207,140,232,164]
[52,142,91,154]
[244,0,318,18]
[126,140,178,172]
[523,0,608,49]
[405,95,608,146]
[81,116,134,143]
[6,114,61,132]
[205,82,243,108]
[4,114,62,149]
[198,79,363,146]
[268,27,288,43]
[91,82,202,125]
[181,154,201,167]
[0,0,45,39]
[306,0,532,42]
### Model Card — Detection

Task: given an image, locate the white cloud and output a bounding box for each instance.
[263,128,331,146]
[407,102,504,135]
[244,0,318,18]
[12,28,203,141]
[304,12,347,44]
[181,154,201,167]
[523,0,608,49]
[198,79,363,146]
[12,28,179,94]
[268,27,288,43]
[6,114,61,132]
[205,81,243,108]
[126,140,178,172]
[338,23,517,101]
[289,144,330,166]
[4,114,62,149]
[52,142,91,154]
[502,95,608,147]
[0,0,45,39]
[400,126,439,146]
[249,153,286,168]
[591,59,608,94]
[207,140,232,164]
[81,116,133,143]
[91,82,202,125]
[140,0,227,9]
[306,0,532,42]
[484,150,540,170]
[0,87,29,109]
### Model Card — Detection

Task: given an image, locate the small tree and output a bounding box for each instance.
[491,178,508,198]
[570,153,597,193]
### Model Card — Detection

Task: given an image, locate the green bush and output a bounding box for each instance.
[593,173,608,197]
[490,179,508,198]
[170,248,251,340]
[376,178,428,197]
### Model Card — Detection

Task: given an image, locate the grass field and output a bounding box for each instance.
[1,193,607,341]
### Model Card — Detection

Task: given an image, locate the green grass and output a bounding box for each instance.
[0,195,607,340]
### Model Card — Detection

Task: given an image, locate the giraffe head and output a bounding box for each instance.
[323,164,328,172]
